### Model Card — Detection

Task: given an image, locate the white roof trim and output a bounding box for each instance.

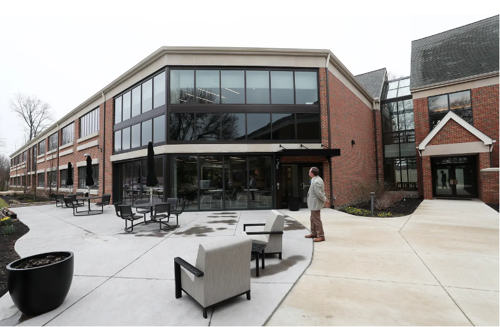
[419,111,494,150]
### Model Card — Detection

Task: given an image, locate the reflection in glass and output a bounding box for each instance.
[386,89,398,99]
[132,86,141,117]
[272,113,295,140]
[131,123,140,148]
[199,156,224,210]
[172,156,199,210]
[169,113,195,141]
[153,115,165,143]
[382,102,398,132]
[118,158,163,205]
[221,70,245,104]
[430,113,447,130]
[248,156,272,209]
[153,72,166,108]
[449,90,471,110]
[115,96,122,124]
[247,113,271,140]
[122,91,131,121]
[296,113,320,140]
[428,95,448,113]
[142,79,152,113]
[170,70,195,104]
[295,72,318,104]
[397,86,410,97]
[221,113,246,140]
[122,127,130,150]
[388,81,399,89]
[142,120,152,146]
[196,113,220,140]
[225,156,247,209]
[271,71,294,104]
[196,70,220,104]
[398,79,410,87]
[453,109,473,125]
[114,131,122,152]
[246,71,270,104]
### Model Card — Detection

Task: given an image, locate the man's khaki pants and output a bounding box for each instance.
[310,210,324,237]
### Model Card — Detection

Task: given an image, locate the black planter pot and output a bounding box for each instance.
[6,251,74,316]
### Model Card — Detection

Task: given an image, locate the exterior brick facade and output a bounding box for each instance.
[480,169,499,204]
[472,84,499,167]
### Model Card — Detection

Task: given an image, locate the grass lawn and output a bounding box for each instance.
[0,198,9,209]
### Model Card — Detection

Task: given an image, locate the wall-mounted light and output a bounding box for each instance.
[351,140,356,147]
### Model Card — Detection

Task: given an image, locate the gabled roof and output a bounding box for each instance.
[418,111,494,150]
[354,68,387,99]
[411,15,499,90]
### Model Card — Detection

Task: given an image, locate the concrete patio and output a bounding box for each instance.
[1,199,498,326]
[0,205,311,326]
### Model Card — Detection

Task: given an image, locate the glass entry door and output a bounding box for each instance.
[280,163,322,208]
[432,156,477,198]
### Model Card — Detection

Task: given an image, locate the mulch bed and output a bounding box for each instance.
[0,219,30,298]
[0,194,50,206]
[358,198,424,216]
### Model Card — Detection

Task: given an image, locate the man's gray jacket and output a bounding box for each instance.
[307,176,327,210]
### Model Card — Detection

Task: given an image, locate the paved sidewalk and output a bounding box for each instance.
[268,200,499,326]
[0,205,311,326]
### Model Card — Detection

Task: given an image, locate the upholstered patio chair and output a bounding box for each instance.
[243,210,285,259]
[174,235,252,318]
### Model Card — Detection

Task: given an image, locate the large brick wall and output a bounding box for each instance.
[414,83,499,200]
[325,69,380,206]
[480,169,499,204]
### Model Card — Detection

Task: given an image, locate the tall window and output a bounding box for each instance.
[22,151,26,163]
[38,173,45,187]
[48,171,57,188]
[78,165,99,189]
[61,123,75,146]
[48,132,58,151]
[80,107,100,138]
[428,90,472,130]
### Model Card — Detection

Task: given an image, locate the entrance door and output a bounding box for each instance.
[279,163,323,208]
[432,156,477,198]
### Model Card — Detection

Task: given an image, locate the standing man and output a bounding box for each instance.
[305,167,327,242]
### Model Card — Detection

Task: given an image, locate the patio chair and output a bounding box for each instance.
[174,235,252,318]
[95,194,111,208]
[170,200,186,226]
[243,210,285,259]
[113,202,122,217]
[166,198,179,210]
[55,194,65,208]
[118,205,143,233]
[152,203,173,230]
[63,197,85,216]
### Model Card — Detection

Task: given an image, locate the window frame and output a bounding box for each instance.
[427,89,473,130]
[80,107,100,138]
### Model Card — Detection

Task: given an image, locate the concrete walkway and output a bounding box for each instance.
[0,205,311,326]
[269,200,499,326]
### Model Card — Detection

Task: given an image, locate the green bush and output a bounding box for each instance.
[340,207,371,216]
[3,224,16,235]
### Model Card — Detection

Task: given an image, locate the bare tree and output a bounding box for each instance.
[10,94,53,142]
[0,154,9,191]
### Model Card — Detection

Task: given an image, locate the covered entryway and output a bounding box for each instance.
[431,156,477,198]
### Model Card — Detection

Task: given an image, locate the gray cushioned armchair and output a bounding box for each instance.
[243,210,285,259]
[174,236,252,318]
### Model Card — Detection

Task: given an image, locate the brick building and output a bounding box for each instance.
[9,15,499,209]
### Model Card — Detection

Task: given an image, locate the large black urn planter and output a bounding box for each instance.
[6,251,74,316]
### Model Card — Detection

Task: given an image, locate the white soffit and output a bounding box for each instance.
[418,111,494,150]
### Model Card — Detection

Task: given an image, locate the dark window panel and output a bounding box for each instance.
[196,70,220,104]
[122,91,131,121]
[153,115,165,144]
[115,96,122,124]
[169,113,195,141]
[142,120,152,146]
[142,79,152,113]
[272,113,295,140]
[296,113,320,140]
[196,113,221,140]
[78,165,99,189]
[454,109,474,125]
[247,113,271,140]
[170,70,195,104]
[122,127,131,150]
[449,90,471,111]
[154,72,166,108]
[429,112,447,130]
[295,72,318,104]
[131,123,141,148]
[271,71,294,104]
[221,70,245,104]
[428,94,448,114]
[221,113,246,140]
[382,102,399,132]
[246,71,270,104]
[114,131,122,152]
[131,86,141,117]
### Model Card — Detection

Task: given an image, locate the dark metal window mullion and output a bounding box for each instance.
[197,155,201,211]
[222,156,226,210]
[246,157,250,208]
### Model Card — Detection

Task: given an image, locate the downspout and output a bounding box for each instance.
[325,52,334,208]
[373,97,380,182]
[102,91,106,197]
[56,123,59,191]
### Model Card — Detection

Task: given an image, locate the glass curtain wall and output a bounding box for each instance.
[116,157,164,204]
[172,154,273,211]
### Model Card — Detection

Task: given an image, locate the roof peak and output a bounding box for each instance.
[355,67,386,77]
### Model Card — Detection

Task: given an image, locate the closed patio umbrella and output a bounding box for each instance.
[85,155,94,194]
[146,141,158,202]
[66,162,73,192]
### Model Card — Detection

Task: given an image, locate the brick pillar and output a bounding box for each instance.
[103,98,114,201]
[422,156,433,199]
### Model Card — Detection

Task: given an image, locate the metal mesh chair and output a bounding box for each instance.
[152,203,173,230]
[118,205,143,233]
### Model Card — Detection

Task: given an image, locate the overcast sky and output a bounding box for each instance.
[0,0,495,158]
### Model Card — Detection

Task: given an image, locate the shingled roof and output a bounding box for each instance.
[354,68,387,98]
[411,15,499,90]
